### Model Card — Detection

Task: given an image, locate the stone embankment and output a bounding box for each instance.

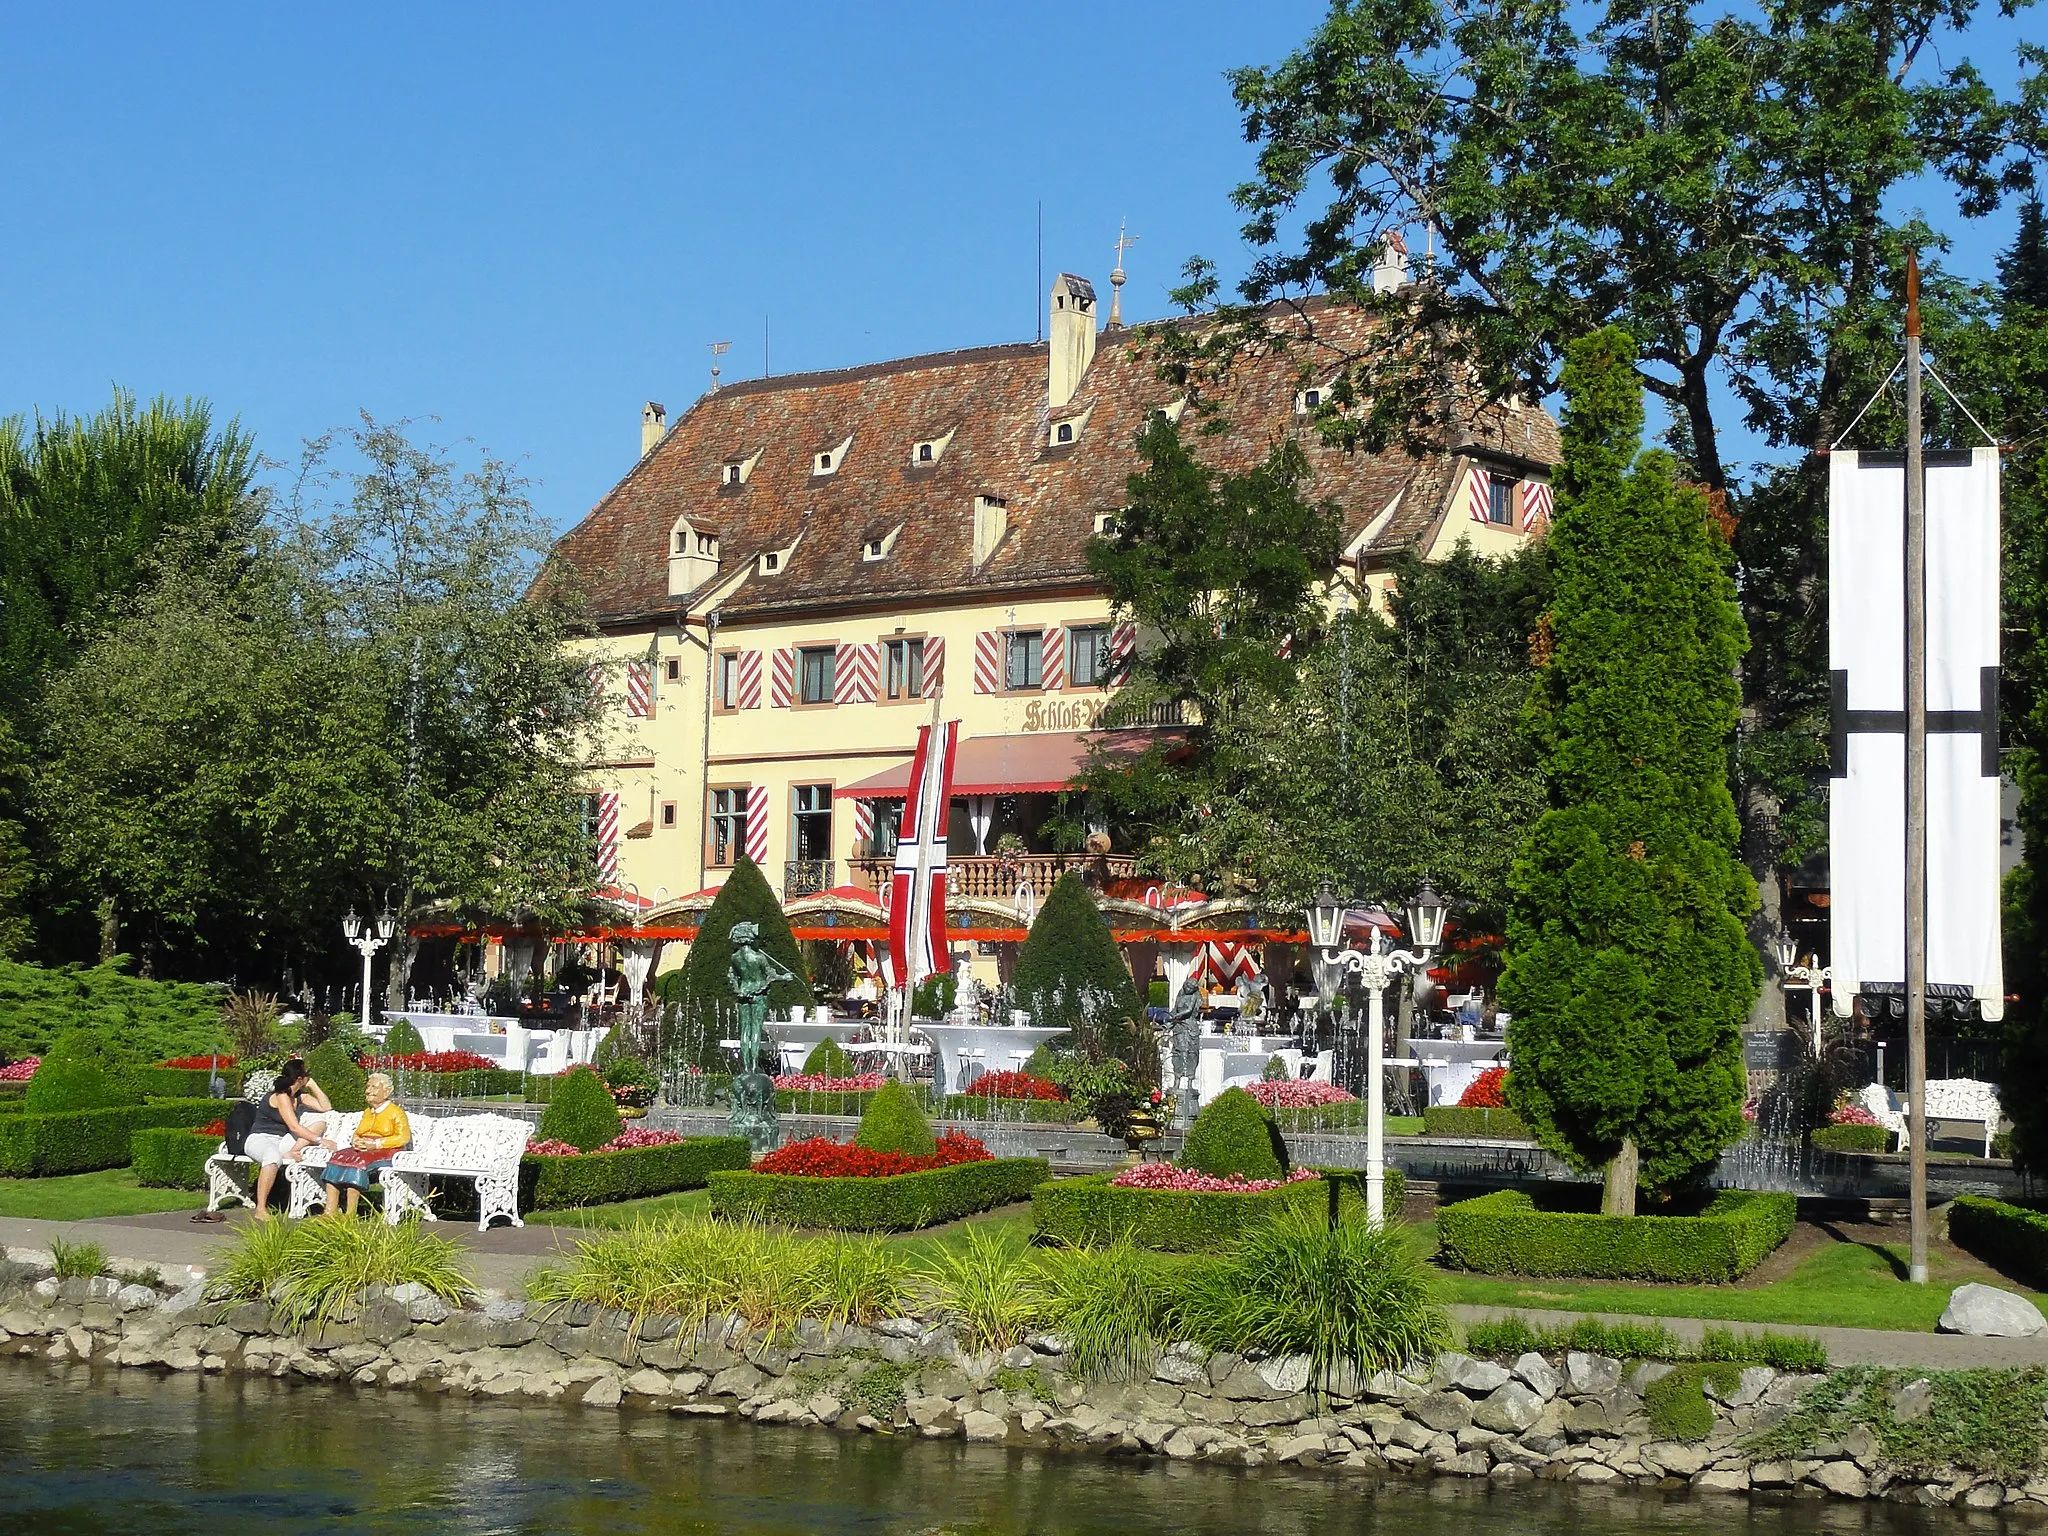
[1,1254,2041,1513]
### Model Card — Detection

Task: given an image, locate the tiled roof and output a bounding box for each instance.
[551,300,1559,626]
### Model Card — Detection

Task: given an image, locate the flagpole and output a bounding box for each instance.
[1904,250,1930,1286]
[899,692,945,1072]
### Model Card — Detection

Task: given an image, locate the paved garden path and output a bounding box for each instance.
[9,1211,2048,1371]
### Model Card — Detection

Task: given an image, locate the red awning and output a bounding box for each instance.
[841,730,1160,798]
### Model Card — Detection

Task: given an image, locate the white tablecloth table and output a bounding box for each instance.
[768,1019,870,1076]
[912,1025,1068,1096]
[1397,1037,1507,1107]
[380,1012,604,1076]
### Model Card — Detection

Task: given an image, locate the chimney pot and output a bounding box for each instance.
[641,402,667,458]
[1047,274,1098,409]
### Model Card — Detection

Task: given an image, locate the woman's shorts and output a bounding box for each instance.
[242,1133,295,1167]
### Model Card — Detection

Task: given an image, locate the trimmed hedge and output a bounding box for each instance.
[1183,1087,1286,1180]
[1811,1124,1890,1153]
[1030,1169,1406,1253]
[939,1095,1080,1123]
[0,1097,223,1177]
[386,1066,527,1098]
[1436,1188,1796,1282]
[1948,1196,2048,1289]
[522,1136,751,1210]
[130,1065,233,1099]
[131,1126,218,1189]
[853,1080,936,1157]
[1423,1105,1532,1139]
[708,1157,1049,1231]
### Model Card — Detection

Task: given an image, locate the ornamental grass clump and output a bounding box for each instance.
[852,1079,938,1157]
[206,1216,473,1325]
[1180,1086,1287,1181]
[915,1224,1044,1350]
[49,1236,105,1280]
[537,1064,624,1152]
[1173,1209,1449,1387]
[1034,1239,1179,1382]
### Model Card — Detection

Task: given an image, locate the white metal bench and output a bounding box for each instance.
[379,1112,532,1230]
[1858,1079,2004,1157]
[204,1110,365,1219]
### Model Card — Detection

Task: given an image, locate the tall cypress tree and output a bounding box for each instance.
[664,854,810,1072]
[1012,872,1153,1083]
[1499,327,1759,1213]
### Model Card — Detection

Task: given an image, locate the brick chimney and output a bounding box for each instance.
[1048,274,1098,410]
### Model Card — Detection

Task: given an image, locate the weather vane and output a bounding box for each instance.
[709,340,731,390]
[1109,219,1139,329]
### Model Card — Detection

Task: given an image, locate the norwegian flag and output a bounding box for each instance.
[887,720,959,993]
[1467,466,1493,524]
[1520,478,1554,532]
[625,661,654,718]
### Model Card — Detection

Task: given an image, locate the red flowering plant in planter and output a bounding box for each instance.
[0,1058,39,1082]
[753,1131,994,1178]
[368,1050,498,1074]
[957,1070,1065,1102]
[1458,1067,1509,1109]
[1830,1092,1882,1128]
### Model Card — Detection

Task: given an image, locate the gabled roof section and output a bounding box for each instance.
[552,302,1560,625]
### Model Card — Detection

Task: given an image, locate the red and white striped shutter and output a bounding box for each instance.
[921,636,945,695]
[735,650,763,708]
[973,631,1003,694]
[1040,626,1064,689]
[833,642,879,704]
[625,662,654,718]
[849,795,874,847]
[857,642,879,702]
[744,785,770,865]
[1109,622,1136,675]
[1467,465,1492,523]
[832,641,855,704]
[1520,479,1554,532]
[584,662,606,710]
[769,647,795,708]
[595,790,621,881]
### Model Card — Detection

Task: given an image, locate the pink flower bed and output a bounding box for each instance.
[1830,1101,1882,1127]
[1245,1079,1356,1108]
[0,1058,38,1082]
[526,1127,687,1157]
[772,1073,885,1093]
[1109,1164,1320,1194]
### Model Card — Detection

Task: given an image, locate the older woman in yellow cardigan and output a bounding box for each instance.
[321,1071,412,1216]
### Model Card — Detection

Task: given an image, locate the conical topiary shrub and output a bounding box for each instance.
[672,855,811,1071]
[852,1079,937,1157]
[803,1038,855,1078]
[304,1041,366,1113]
[1181,1087,1288,1181]
[381,1017,426,1056]
[538,1065,623,1152]
[25,1028,142,1112]
[1011,872,1153,1082]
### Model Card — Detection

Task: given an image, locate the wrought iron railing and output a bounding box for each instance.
[851,853,1139,900]
[783,859,834,898]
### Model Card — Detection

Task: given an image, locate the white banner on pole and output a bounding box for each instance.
[1827,446,2002,1019]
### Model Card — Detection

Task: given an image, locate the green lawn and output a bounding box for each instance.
[1416,1220,2048,1333]
[0,1168,205,1221]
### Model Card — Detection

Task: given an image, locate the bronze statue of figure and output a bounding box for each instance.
[726,921,797,1153]
[1168,972,1203,1129]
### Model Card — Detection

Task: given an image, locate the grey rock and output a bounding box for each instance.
[113,1285,159,1313]
[1624,1361,1674,1395]
[638,1313,680,1343]
[1472,1381,1546,1434]
[407,1293,452,1325]
[157,1283,210,1322]
[1271,1433,1328,1464]
[1000,1344,1035,1371]
[1411,1389,1475,1434]
[873,1317,921,1339]
[1154,1351,1205,1387]
[1842,1424,1880,1469]
[1939,1283,2045,1337]
[1694,1467,1750,1493]
[1491,1461,1534,1484]
[1361,1367,1423,1401]
[1563,1399,1612,1437]
[1812,1461,1870,1498]
[581,1375,623,1408]
[1888,1378,1934,1422]
[1963,1482,2007,1510]
[1512,1352,1562,1400]
[1025,1331,1067,1356]
[31,1278,59,1302]
[962,1410,1007,1442]
[1234,1394,1310,1428]
[1642,1442,1709,1477]
[709,1363,765,1398]
[1564,1351,1621,1396]
[1764,1373,1824,1409]
[1440,1449,1492,1477]
[1256,1354,1313,1396]
[1437,1352,1511,1394]
[223,1301,272,1334]
[359,1296,413,1344]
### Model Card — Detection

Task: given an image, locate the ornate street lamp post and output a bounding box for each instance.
[343,906,398,1028]
[1775,939,1832,1059]
[1309,879,1447,1224]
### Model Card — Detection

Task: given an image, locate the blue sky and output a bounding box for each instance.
[0,3,1324,528]
[0,2,2035,527]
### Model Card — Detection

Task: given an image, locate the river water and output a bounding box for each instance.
[0,1360,2000,1535]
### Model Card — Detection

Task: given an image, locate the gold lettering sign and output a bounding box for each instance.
[1021,697,1106,732]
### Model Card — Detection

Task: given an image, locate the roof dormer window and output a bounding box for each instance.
[761,551,782,574]
[813,433,854,477]
[1047,404,1093,449]
[909,427,955,467]
[1295,384,1335,416]
[1055,422,1074,444]
[863,524,904,562]
[1094,511,1121,537]
[720,448,761,487]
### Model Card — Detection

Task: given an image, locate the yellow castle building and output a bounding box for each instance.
[549,272,1558,937]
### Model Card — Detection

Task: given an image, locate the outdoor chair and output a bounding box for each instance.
[379,1111,533,1230]
[203,1110,363,1218]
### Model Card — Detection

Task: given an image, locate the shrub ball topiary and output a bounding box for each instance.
[537,1065,624,1152]
[853,1079,938,1158]
[382,1018,426,1057]
[303,1041,367,1113]
[1181,1087,1287,1182]
[24,1028,143,1113]
[803,1038,855,1078]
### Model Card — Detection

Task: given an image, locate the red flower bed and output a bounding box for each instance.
[772,1072,885,1093]
[1110,1164,1318,1193]
[753,1131,993,1178]
[0,1058,38,1082]
[193,1119,227,1138]
[161,1054,236,1070]
[369,1050,498,1074]
[527,1127,687,1158]
[1458,1066,1508,1109]
[957,1070,1064,1102]
[1246,1079,1356,1108]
